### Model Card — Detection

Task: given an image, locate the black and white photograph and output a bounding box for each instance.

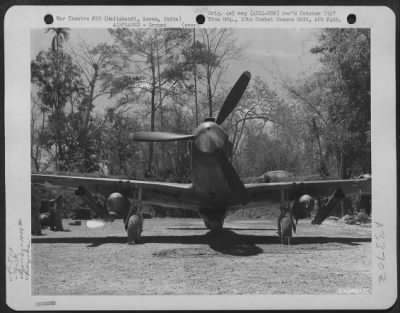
[4,5,397,310]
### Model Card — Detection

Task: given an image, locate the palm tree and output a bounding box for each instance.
[46,28,70,53]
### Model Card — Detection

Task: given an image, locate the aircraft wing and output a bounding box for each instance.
[31,174,198,210]
[244,178,371,208]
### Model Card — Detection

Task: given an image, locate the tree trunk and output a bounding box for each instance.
[147,47,156,175]
[155,29,165,172]
[193,29,199,125]
[312,118,329,176]
[82,66,99,161]
[84,67,98,129]
[55,36,60,170]
[207,67,212,117]
[340,150,351,179]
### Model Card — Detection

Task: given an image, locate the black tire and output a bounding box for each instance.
[280,216,293,245]
[127,215,142,244]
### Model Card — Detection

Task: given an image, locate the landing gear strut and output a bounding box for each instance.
[277,189,296,245]
[125,187,144,244]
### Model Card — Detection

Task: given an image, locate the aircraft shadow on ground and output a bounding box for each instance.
[32,230,371,256]
[166,227,277,231]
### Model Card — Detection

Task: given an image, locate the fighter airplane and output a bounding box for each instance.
[32,71,371,244]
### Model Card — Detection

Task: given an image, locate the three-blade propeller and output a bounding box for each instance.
[132,71,251,204]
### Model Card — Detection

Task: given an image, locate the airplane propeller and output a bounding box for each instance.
[130,71,251,142]
[131,71,252,204]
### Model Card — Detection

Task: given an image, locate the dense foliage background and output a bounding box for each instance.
[31,28,371,182]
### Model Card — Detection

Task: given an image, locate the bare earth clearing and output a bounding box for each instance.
[32,217,371,295]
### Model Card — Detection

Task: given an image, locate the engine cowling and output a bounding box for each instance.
[40,213,50,226]
[293,194,315,220]
[106,193,130,219]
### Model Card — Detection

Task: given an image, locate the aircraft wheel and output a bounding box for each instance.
[279,216,293,245]
[127,215,143,244]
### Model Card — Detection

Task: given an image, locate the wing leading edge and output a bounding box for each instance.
[31,174,198,210]
[244,178,371,209]
[32,174,371,211]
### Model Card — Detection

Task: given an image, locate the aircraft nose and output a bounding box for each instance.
[194,125,226,153]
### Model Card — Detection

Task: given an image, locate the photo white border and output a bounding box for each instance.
[4,5,397,310]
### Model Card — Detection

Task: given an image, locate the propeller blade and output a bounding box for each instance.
[216,71,251,125]
[214,149,249,205]
[131,132,195,142]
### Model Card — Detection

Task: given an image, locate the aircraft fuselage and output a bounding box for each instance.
[190,120,236,228]
[191,120,233,204]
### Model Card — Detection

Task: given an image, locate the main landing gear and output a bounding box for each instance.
[125,187,144,245]
[277,187,346,244]
[277,190,296,245]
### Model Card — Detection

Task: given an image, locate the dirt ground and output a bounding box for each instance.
[32,217,371,295]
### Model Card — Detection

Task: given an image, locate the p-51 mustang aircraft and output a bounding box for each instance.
[32,71,371,244]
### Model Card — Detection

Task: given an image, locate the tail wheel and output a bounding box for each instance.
[127,215,143,244]
[203,219,224,231]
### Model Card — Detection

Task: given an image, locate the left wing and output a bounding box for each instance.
[32,174,198,210]
[244,178,371,209]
